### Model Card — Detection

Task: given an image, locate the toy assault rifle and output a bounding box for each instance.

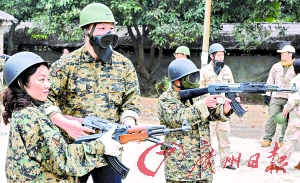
[74,116,191,179]
[180,82,297,118]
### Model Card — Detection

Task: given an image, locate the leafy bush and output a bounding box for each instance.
[155,76,170,95]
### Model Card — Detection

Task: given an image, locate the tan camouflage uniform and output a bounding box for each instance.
[274,74,300,166]
[199,61,234,167]
[6,104,106,183]
[43,45,141,167]
[263,62,295,143]
[158,87,230,182]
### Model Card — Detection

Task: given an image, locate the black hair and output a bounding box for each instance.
[292,53,296,59]
[293,59,300,75]
[2,62,48,125]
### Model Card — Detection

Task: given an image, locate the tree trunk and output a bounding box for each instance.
[127,25,161,96]
[7,22,16,55]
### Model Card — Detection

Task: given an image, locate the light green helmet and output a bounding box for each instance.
[273,112,288,125]
[80,3,115,28]
[175,46,190,56]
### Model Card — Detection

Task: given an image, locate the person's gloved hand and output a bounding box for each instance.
[99,127,122,156]
[264,96,271,105]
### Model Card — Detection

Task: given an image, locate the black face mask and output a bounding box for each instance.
[90,32,119,63]
[213,60,224,75]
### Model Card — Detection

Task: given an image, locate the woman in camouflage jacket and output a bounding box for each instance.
[2,52,122,183]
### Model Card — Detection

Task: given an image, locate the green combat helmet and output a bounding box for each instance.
[80,3,116,28]
[273,112,288,125]
[209,43,226,54]
[175,46,190,56]
[3,52,47,87]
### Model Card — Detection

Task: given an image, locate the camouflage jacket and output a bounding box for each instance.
[266,62,295,98]
[45,46,141,122]
[200,61,235,87]
[6,104,105,183]
[0,57,4,72]
[284,74,300,128]
[157,88,232,181]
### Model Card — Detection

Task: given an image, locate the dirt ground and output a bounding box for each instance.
[140,97,269,128]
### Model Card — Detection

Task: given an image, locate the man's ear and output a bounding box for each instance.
[174,80,181,86]
[210,54,214,60]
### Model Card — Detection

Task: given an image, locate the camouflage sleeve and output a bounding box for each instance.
[120,60,141,123]
[284,92,300,112]
[194,95,231,122]
[284,77,300,111]
[207,104,230,122]
[41,60,69,116]
[0,58,4,72]
[158,93,208,128]
[18,107,104,176]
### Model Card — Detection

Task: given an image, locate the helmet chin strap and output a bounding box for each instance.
[83,23,96,42]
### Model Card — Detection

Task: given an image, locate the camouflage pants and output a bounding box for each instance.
[263,97,288,143]
[209,121,231,167]
[274,126,300,166]
[166,177,213,183]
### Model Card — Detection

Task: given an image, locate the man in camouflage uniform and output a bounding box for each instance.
[199,43,236,170]
[158,58,234,183]
[0,54,6,72]
[42,3,141,183]
[266,59,300,171]
[261,45,296,147]
[174,46,190,59]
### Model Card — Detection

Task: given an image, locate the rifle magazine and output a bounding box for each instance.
[225,93,247,118]
[103,155,130,179]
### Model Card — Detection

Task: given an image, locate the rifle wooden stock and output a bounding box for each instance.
[119,126,149,144]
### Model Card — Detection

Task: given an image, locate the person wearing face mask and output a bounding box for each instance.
[158,58,234,183]
[2,52,122,182]
[41,3,141,183]
[261,45,296,148]
[199,43,237,170]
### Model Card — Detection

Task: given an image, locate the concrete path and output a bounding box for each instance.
[0,124,299,183]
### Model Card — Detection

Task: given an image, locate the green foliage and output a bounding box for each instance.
[31,34,48,39]
[155,76,170,95]
[1,0,300,46]
[232,22,272,51]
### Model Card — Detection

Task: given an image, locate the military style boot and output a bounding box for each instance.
[294,161,300,170]
[261,140,271,147]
